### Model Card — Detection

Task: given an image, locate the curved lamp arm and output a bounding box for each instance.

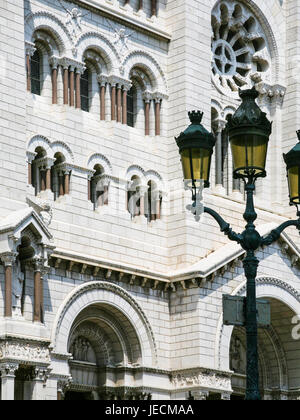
[204,207,242,244]
[261,219,300,246]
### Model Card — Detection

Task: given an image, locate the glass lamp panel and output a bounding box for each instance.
[181,148,211,184]
[288,166,300,204]
[230,134,268,176]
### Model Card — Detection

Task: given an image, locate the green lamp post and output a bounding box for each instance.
[284,131,300,209]
[176,86,300,401]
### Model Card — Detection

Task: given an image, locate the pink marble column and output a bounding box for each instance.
[117,85,122,123]
[69,66,75,107]
[2,254,16,318]
[100,83,106,121]
[63,66,69,105]
[111,84,116,121]
[155,99,161,136]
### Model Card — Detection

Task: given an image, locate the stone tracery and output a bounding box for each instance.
[211,1,272,95]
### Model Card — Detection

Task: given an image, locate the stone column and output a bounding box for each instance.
[143,92,151,136]
[111,82,116,121]
[122,87,127,125]
[155,193,161,220]
[117,84,122,123]
[69,66,75,107]
[33,260,44,323]
[88,175,92,201]
[52,67,58,105]
[100,82,106,121]
[25,43,36,92]
[58,172,64,197]
[46,166,51,191]
[0,363,19,400]
[154,97,161,136]
[2,254,16,318]
[139,190,145,217]
[32,368,48,401]
[26,152,36,186]
[49,58,59,105]
[138,0,143,10]
[63,64,69,105]
[64,170,70,195]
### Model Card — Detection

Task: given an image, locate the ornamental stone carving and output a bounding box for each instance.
[212,1,271,96]
[0,341,50,364]
[171,369,232,392]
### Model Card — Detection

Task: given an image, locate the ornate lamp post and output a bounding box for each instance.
[175,87,300,400]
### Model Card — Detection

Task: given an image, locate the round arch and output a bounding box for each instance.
[51,141,74,164]
[122,50,167,93]
[87,153,113,176]
[216,277,300,372]
[25,11,72,55]
[75,32,120,73]
[51,281,158,367]
[27,135,53,158]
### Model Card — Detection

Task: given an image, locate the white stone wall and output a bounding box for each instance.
[1,0,300,400]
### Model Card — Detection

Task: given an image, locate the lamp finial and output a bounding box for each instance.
[188,110,203,124]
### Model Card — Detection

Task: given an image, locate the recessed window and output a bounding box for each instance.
[31,50,41,95]
[127,86,135,128]
[80,69,89,112]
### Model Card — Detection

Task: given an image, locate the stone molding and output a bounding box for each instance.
[171,368,232,392]
[52,281,158,366]
[0,341,50,365]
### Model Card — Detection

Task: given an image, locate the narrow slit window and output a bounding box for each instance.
[127,87,134,127]
[31,50,41,95]
[80,69,89,112]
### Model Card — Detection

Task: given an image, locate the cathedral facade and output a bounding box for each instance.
[0,0,300,400]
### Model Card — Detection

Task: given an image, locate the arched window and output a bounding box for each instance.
[31,49,41,95]
[81,68,90,112]
[51,152,71,200]
[127,86,136,128]
[89,164,108,209]
[32,147,46,195]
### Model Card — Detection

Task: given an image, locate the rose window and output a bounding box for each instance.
[212,1,271,95]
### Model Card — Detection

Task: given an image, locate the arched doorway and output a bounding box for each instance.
[51,282,157,400]
[219,276,300,400]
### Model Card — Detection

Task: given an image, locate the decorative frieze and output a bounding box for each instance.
[0,341,50,365]
[171,369,232,392]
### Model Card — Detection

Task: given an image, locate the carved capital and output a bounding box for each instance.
[57,376,72,398]
[142,91,152,103]
[97,74,108,86]
[49,56,60,70]
[1,253,17,267]
[25,42,36,57]
[26,151,37,164]
[0,362,19,377]
[34,366,51,385]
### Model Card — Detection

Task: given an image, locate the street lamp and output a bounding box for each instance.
[175,86,300,401]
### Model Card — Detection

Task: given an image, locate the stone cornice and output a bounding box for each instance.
[50,225,300,291]
[73,0,172,42]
